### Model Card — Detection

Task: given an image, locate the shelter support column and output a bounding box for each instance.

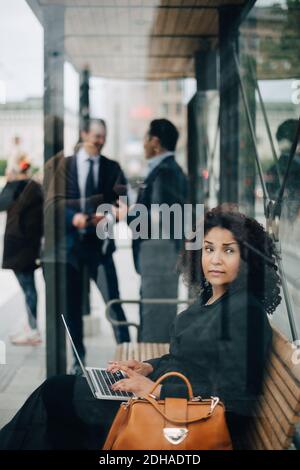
[187,49,217,207]
[219,7,240,204]
[43,4,66,377]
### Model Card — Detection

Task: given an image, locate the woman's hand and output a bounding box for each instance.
[110,366,162,398]
[107,359,153,377]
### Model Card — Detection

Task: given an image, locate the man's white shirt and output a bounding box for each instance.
[145,151,173,178]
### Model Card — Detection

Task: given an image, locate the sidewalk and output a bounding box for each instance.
[0,223,141,429]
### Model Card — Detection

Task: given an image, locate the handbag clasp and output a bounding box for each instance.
[163,427,189,445]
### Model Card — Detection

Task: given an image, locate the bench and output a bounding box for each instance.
[107,301,300,450]
[243,325,300,450]
[108,298,184,367]
[114,342,170,363]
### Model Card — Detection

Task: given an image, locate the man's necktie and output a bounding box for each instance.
[84,158,96,214]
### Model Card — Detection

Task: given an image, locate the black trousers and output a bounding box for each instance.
[138,240,179,343]
[0,375,118,450]
[67,246,130,360]
[0,375,250,450]
[14,269,38,330]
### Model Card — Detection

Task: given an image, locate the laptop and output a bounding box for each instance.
[61,314,135,401]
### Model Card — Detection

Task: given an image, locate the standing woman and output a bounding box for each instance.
[0,206,281,449]
[0,157,43,345]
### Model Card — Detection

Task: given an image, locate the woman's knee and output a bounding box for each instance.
[41,374,78,419]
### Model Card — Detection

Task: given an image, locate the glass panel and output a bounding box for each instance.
[1,0,194,428]
[240,0,300,338]
[2,1,297,445]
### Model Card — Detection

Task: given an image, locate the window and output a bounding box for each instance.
[161,103,169,116]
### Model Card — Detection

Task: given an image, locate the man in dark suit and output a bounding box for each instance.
[59,119,130,373]
[266,119,300,221]
[126,119,188,342]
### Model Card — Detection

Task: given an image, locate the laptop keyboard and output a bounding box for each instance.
[92,369,134,398]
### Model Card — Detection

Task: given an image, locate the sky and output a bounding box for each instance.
[0,0,192,112]
[0,0,43,102]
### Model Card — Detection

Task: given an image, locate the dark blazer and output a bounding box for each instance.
[67,153,128,260]
[128,155,188,272]
[43,153,127,266]
[145,284,273,416]
[0,179,43,271]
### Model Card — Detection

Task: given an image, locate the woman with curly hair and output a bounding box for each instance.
[0,206,281,450]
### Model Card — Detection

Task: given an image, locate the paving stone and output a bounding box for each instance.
[0,393,26,410]
[0,409,18,429]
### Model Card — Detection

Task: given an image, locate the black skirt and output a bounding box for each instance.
[0,375,250,450]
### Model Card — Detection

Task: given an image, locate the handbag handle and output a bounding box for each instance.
[148,371,194,400]
[144,394,217,425]
[145,371,219,425]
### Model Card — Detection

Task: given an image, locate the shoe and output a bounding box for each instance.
[9,324,30,339]
[10,328,42,346]
[69,363,84,376]
[69,358,85,376]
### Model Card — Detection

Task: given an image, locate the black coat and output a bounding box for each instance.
[146,284,273,416]
[0,179,43,271]
[128,155,188,272]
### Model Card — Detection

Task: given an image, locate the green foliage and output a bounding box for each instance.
[31,166,40,175]
[0,160,7,176]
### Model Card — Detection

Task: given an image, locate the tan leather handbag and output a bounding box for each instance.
[102,371,233,450]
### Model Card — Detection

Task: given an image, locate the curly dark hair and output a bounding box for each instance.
[180,205,281,314]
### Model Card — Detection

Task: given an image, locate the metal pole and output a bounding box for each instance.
[233,46,299,342]
[187,50,217,207]
[207,110,220,203]
[43,4,67,376]
[232,47,270,212]
[105,299,194,335]
[248,60,282,185]
[219,10,239,204]
[79,68,90,135]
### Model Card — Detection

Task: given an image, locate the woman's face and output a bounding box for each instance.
[202,227,241,289]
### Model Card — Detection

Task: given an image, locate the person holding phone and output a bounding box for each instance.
[46,119,130,374]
